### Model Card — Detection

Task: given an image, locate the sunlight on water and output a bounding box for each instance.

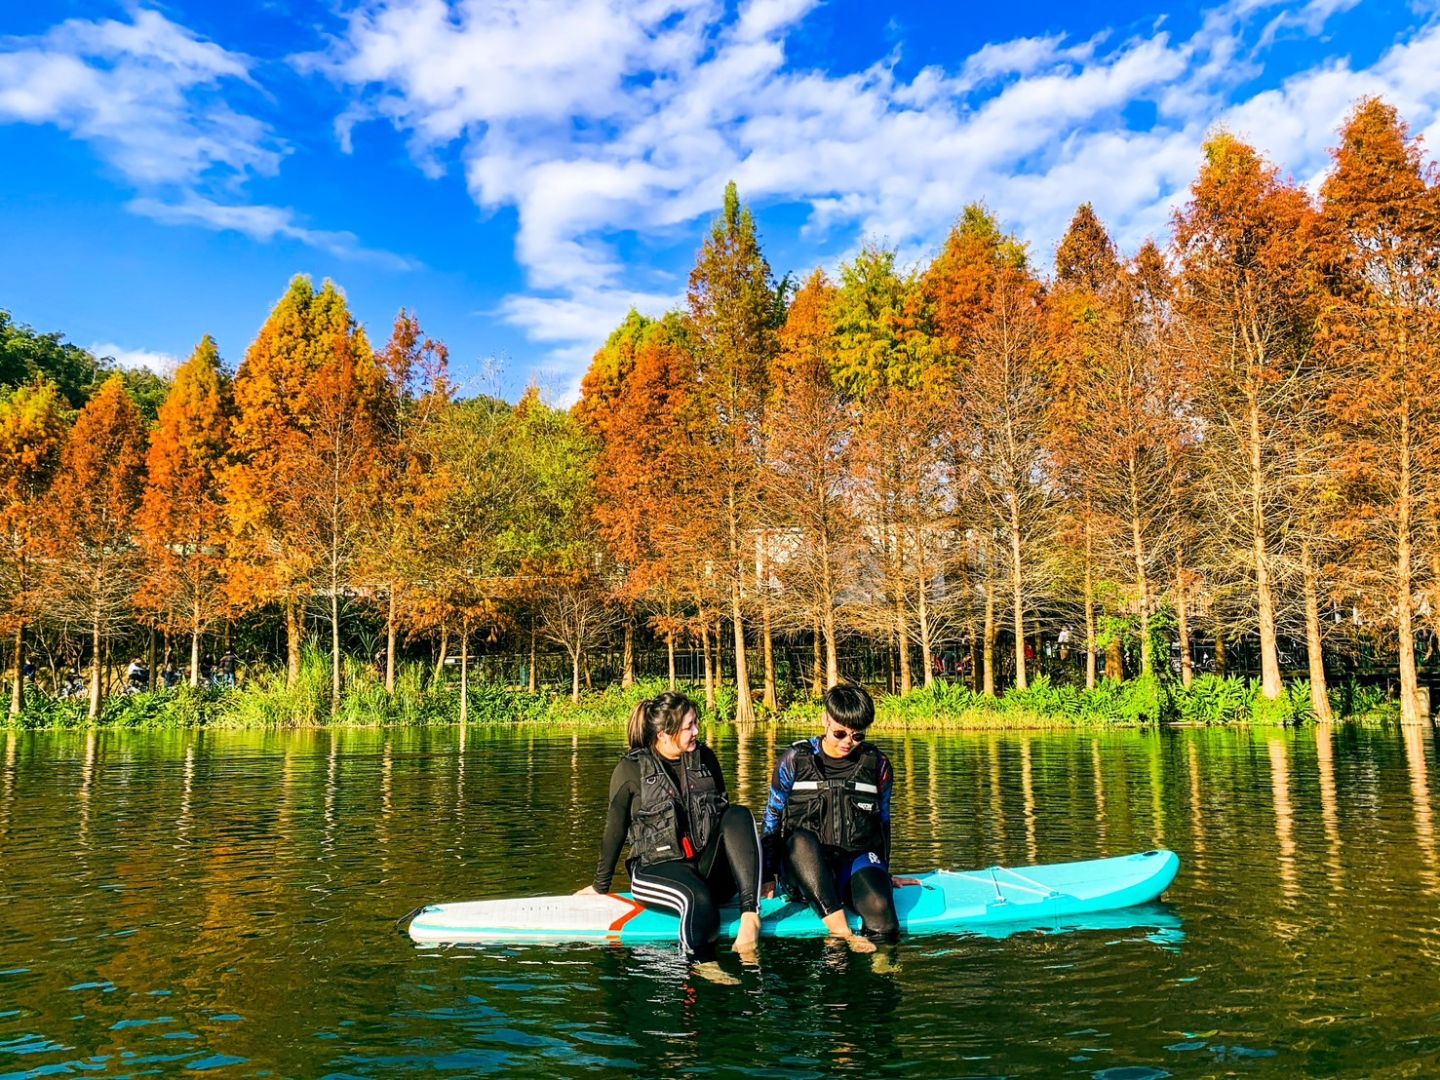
[1,723,1439,1075]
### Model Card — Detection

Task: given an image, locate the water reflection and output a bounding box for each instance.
[1402,724,1439,895]
[987,737,1006,865]
[1315,725,1343,895]
[4,725,1440,1077]
[1020,738,1037,863]
[1267,736,1300,904]
[1093,740,1108,850]
[1,728,15,840]
[1186,741,1205,878]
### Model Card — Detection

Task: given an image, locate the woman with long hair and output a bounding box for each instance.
[578,692,762,981]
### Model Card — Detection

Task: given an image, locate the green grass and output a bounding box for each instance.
[0,649,1406,731]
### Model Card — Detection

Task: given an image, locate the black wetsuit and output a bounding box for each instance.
[762,736,900,942]
[593,743,761,961]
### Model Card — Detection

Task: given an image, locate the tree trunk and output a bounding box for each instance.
[10,622,23,716]
[330,586,341,714]
[731,582,753,723]
[969,623,981,693]
[1301,540,1334,722]
[1106,634,1124,683]
[761,593,777,711]
[434,624,449,686]
[812,616,824,697]
[571,647,581,702]
[191,598,203,690]
[1084,521,1097,690]
[982,587,996,697]
[1176,556,1193,689]
[894,531,912,695]
[89,602,102,721]
[917,553,934,689]
[621,617,635,689]
[820,534,839,688]
[285,595,302,688]
[701,623,715,711]
[1129,461,1152,677]
[1009,500,1027,691]
[459,618,469,723]
[1249,399,1283,700]
[146,626,157,691]
[385,589,397,694]
[1398,408,1424,725]
[1214,626,1227,677]
[667,633,676,691]
[528,621,538,693]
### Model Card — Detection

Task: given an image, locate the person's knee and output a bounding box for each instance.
[785,827,821,856]
[851,869,899,940]
[721,804,756,839]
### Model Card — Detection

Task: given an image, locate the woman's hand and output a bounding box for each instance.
[574,885,599,896]
[891,876,922,889]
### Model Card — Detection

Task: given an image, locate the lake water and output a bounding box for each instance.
[2,721,1439,1077]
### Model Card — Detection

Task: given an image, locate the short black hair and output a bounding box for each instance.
[823,682,874,730]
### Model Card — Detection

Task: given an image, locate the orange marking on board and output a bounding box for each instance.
[605,895,647,939]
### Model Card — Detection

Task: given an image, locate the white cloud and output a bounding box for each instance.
[128,195,417,270]
[317,0,1427,398]
[0,8,409,267]
[89,342,182,377]
[0,9,278,186]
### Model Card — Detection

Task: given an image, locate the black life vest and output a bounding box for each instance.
[780,740,885,852]
[625,745,728,869]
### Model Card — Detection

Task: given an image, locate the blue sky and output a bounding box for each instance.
[2,0,1436,403]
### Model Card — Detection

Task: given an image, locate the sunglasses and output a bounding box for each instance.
[827,725,867,744]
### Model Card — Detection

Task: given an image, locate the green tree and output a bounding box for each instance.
[686,181,778,721]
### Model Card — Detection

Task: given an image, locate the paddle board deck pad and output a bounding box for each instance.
[407,849,1180,945]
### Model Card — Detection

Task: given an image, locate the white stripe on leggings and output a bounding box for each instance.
[631,872,695,954]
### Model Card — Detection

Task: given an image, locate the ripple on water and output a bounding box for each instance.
[3,725,1440,1076]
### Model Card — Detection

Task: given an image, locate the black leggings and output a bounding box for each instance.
[630,805,762,962]
[784,828,899,943]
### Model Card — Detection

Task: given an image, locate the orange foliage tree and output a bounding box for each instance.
[1317,98,1440,725]
[47,375,148,718]
[227,276,382,702]
[1173,134,1320,703]
[924,205,1030,694]
[581,313,697,690]
[766,270,860,691]
[137,336,232,687]
[364,310,450,693]
[0,380,67,713]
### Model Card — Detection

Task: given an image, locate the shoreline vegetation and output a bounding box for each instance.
[1,655,1399,732]
[6,99,1440,734]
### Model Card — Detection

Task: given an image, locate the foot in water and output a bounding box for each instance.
[821,908,876,953]
[824,931,877,954]
[732,911,761,957]
[871,946,901,973]
[692,961,741,986]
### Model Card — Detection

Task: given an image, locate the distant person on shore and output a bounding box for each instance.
[762,682,912,952]
[577,692,763,983]
[217,650,237,688]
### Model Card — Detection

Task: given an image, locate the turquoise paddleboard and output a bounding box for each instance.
[407,849,1180,945]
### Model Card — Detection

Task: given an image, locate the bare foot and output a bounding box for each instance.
[692,961,741,986]
[820,909,873,952]
[732,911,761,955]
